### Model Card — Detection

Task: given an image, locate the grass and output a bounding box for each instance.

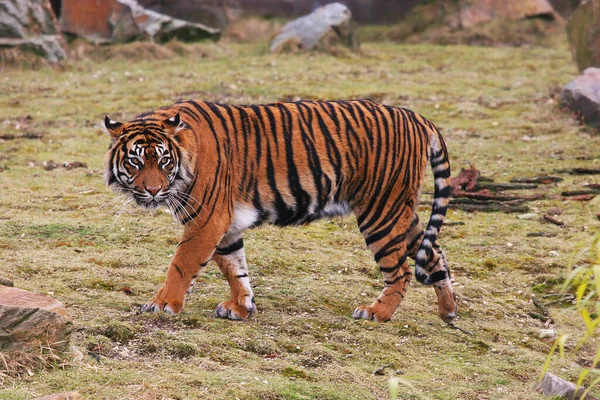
[0,34,599,399]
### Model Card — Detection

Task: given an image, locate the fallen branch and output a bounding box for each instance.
[0,133,43,140]
[526,232,558,238]
[543,214,565,226]
[453,190,544,202]
[561,189,600,196]
[447,324,474,336]
[475,182,539,191]
[510,176,563,184]
[449,197,529,213]
[532,295,548,316]
[557,168,600,175]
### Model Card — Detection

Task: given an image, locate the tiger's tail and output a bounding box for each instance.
[414,123,451,285]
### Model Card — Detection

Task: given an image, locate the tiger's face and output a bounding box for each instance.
[104,113,192,211]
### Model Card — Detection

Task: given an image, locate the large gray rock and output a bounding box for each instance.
[0,0,66,62]
[540,372,598,399]
[561,67,600,131]
[567,0,600,72]
[0,285,72,353]
[270,2,359,52]
[59,0,219,44]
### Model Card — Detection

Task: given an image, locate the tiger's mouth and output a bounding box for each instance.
[135,198,163,209]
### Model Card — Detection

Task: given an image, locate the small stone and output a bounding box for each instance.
[506,242,513,247]
[549,251,559,257]
[539,329,555,339]
[0,276,14,287]
[517,213,537,220]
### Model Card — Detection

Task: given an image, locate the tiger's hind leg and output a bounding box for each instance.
[352,207,414,323]
[212,233,256,320]
[406,214,457,324]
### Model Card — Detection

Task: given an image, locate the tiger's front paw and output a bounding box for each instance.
[215,300,256,320]
[352,305,391,323]
[140,297,183,315]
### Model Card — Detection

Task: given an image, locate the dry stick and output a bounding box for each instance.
[561,189,600,196]
[532,295,548,316]
[510,176,563,184]
[476,182,539,191]
[543,214,565,226]
[557,168,600,175]
[447,323,474,336]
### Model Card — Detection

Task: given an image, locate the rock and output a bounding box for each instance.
[0,276,14,287]
[59,0,219,44]
[540,372,599,399]
[539,328,556,338]
[517,213,538,220]
[32,392,82,400]
[270,2,359,52]
[458,0,560,28]
[549,0,585,18]
[561,67,600,130]
[0,286,72,353]
[0,0,67,62]
[567,0,600,72]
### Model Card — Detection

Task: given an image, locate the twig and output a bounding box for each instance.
[476,182,539,191]
[510,176,563,184]
[528,312,548,322]
[543,214,565,226]
[556,168,600,175]
[532,295,548,316]
[561,189,600,196]
[447,324,474,336]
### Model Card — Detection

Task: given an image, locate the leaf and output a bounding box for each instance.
[593,265,600,299]
[558,334,569,359]
[541,338,560,379]
[581,375,600,399]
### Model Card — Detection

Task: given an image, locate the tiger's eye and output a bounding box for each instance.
[160,158,171,168]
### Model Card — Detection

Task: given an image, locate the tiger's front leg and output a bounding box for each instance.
[212,233,256,320]
[140,220,227,315]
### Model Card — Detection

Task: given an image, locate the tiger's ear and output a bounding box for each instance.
[162,113,184,134]
[104,116,124,138]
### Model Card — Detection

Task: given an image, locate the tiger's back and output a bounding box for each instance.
[104,99,457,323]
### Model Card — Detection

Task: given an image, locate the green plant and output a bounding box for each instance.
[542,233,600,398]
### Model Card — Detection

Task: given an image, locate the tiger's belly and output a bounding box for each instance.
[229,200,351,235]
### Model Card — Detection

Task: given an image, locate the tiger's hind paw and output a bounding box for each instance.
[140,299,182,315]
[215,300,256,320]
[352,305,391,323]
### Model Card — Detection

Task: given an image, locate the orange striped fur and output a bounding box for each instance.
[104,99,457,323]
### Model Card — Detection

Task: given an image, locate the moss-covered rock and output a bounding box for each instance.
[567,0,600,72]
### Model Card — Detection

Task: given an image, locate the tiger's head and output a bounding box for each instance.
[104,113,194,212]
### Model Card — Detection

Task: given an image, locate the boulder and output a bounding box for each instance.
[540,372,598,399]
[0,0,67,62]
[549,0,585,18]
[270,2,359,52]
[458,0,560,28]
[59,0,220,44]
[567,0,600,72]
[0,285,72,353]
[561,67,600,130]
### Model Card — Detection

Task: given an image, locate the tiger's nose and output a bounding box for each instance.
[145,185,161,197]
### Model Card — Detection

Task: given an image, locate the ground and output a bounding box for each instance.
[0,35,599,399]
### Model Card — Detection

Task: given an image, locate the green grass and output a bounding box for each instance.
[1,36,599,399]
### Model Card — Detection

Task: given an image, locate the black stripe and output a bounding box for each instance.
[215,238,244,255]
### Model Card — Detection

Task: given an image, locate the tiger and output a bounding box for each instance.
[104,99,457,323]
